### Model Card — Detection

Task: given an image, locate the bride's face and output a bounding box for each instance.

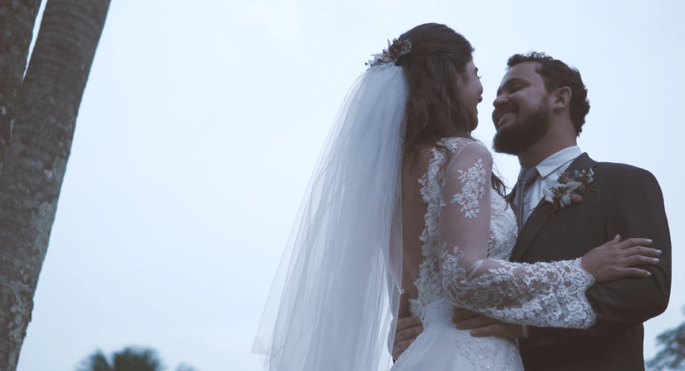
[458,60,484,130]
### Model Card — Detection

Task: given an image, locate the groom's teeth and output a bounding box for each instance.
[498,113,512,127]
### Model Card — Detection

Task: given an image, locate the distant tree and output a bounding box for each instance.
[175,363,198,371]
[77,347,164,371]
[0,0,110,370]
[77,349,111,371]
[77,347,198,371]
[647,307,685,371]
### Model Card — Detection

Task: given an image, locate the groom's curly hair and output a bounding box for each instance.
[396,23,506,196]
[507,52,591,136]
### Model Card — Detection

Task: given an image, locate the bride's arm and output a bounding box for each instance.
[436,143,654,329]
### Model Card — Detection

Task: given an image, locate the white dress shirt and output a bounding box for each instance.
[520,146,582,224]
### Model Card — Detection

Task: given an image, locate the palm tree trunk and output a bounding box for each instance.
[0,0,111,369]
[0,0,43,175]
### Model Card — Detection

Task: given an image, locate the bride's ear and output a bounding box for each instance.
[551,86,572,112]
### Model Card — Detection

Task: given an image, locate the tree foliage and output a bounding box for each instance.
[647,307,685,371]
[77,347,164,371]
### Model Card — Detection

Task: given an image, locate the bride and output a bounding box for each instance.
[252,23,659,371]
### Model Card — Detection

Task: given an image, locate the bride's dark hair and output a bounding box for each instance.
[396,23,506,195]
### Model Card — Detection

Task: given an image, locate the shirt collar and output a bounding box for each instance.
[535,146,582,180]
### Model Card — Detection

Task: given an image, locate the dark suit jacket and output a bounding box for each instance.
[509,153,671,371]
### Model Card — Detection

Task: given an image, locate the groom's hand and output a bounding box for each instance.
[452,308,524,338]
[393,316,423,360]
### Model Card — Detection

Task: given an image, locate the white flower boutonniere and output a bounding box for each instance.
[543,166,600,217]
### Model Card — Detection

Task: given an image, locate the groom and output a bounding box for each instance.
[394,53,672,370]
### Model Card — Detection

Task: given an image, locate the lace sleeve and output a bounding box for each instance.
[437,143,596,329]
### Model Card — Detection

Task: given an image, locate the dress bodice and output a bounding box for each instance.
[410,184,517,318]
[407,137,595,330]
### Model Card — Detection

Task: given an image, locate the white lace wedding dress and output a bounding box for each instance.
[391,138,596,371]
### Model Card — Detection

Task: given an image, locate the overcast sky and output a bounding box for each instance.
[15,1,685,370]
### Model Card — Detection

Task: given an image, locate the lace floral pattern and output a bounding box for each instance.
[413,137,596,329]
[440,250,595,328]
[451,159,486,219]
[413,144,448,314]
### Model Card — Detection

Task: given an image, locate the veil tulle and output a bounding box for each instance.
[252,63,407,371]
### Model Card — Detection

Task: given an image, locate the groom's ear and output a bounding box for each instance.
[551,86,572,112]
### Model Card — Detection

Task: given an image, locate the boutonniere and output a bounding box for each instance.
[542,166,600,216]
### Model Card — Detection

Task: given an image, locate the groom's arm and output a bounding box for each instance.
[524,165,671,348]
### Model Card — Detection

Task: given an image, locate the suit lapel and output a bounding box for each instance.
[509,153,598,262]
[560,153,597,182]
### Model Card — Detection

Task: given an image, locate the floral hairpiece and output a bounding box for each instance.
[366,38,412,69]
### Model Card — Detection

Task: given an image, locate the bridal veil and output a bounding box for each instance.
[252,62,408,371]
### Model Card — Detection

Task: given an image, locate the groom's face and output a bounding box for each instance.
[492,62,552,155]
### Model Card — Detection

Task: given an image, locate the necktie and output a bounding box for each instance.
[514,167,539,231]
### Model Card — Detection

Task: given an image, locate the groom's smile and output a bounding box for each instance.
[492,62,550,128]
[491,62,553,155]
[494,109,517,129]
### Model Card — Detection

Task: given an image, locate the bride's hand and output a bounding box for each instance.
[581,234,661,284]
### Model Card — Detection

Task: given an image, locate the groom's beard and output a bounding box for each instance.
[493,102,551,155]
